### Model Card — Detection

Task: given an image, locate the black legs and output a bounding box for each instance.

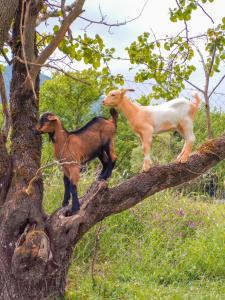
[98,159,116,180]
[63,175,71,206]
[98,150,116,180]
[62,175,80,215]
[70,183,80,213]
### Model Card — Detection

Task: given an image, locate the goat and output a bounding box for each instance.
[103,88,200,172]
[36,109,118,215]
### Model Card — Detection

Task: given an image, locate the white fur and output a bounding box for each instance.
[147,98,191,134]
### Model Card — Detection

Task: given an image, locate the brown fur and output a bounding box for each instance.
[37,114,117,184]
[37,112,117,214]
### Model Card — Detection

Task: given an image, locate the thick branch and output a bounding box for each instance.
[48,134,225,250]
[26,0,85,86]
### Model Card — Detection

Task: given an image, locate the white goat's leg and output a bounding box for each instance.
[177,120,195,163]
[140,128,153,172]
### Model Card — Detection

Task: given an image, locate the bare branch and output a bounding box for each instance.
[207,42,217,77]
[20,0,37,100]
[26,0,85,86]
[37,0,149,34]
[36,0,79,25]
[15,55,91,85]
[209,74,225,98]
[144,64,204,93]
[196,2,214,24]
[80,0,149,33]
[61,0,73,38]
[175,0,190,64]
[191,40,207,74]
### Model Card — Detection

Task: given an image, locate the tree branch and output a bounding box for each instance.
[209,74,225,98]
[80,0,149,33]
[48,134,225,250]
[25,0,85,87]
[196,2,214,24]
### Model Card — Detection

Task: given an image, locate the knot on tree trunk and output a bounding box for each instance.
[12,229,52,283]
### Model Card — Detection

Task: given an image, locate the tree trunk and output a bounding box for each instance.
[204,93,212,139]
[0,0,19,49]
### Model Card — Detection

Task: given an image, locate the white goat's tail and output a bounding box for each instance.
[189,92,201,120]
[192,92,201,109]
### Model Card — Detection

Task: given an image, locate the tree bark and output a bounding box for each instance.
[0,0,19,49]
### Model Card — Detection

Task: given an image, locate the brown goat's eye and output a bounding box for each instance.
[111,94,115,97]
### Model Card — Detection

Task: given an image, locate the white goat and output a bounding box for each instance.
[103,88,200,172]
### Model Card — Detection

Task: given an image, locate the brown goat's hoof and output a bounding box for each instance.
[65,210,72,217]
[65,209,80,217]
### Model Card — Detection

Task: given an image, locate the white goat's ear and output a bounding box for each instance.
[47,115,58,121]
[120,88,135,95]
[120,88,126,95]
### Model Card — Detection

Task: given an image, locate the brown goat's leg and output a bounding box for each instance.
[99,140,117,180]
[98,152,109,180]
[63,175,71,206]
[69,167,80,214]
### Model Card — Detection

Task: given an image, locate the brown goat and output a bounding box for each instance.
[37,110,118,215]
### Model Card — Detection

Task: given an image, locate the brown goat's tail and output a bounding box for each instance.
[110,108,118,127]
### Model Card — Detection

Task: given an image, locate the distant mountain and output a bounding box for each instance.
[3,65,50,98]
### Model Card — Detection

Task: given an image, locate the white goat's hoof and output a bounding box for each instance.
[176,155,188,163]
[142,165,151,172]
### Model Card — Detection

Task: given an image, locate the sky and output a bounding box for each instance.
[71,0,224,74]
[43,0,225,109]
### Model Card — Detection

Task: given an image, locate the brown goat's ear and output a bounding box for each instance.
[47,115,58,121]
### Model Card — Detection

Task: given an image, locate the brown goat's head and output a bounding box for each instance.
[37,112,59,133]
[103,88,135,107]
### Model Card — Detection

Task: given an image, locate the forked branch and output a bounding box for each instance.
[48,134,225,249]
[25,0,85,86]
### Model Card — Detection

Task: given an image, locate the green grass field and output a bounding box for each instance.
[43,172,225,300]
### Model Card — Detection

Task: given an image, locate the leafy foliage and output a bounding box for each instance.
[126,31,196,100]
[126,0,225,101]
[169,0,215,23]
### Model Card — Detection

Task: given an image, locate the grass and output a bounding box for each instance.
[43,173,225,300]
